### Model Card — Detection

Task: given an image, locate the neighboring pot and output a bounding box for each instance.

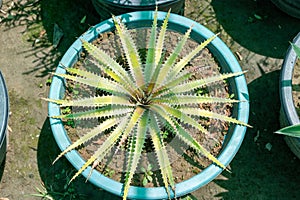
[91,0,185,18]
[279,32,300,159]
[271,0,300,19]
[48,11,250,199]
[0,71,8,165]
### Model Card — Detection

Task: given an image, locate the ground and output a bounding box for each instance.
[0,0,300,199]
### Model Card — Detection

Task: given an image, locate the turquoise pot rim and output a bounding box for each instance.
[48,11,250,199]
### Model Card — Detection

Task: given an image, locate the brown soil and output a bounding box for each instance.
[63,29,233,188]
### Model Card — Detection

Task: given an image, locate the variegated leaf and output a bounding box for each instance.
[123,110,149,200]
[53,117,120,164]
[180,107,251,128]
[112,16,144,88]
[46,96,133,108]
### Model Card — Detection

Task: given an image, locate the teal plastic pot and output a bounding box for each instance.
[0,71,8,165]
[92,0,185,17]
[279,32,300,158]
[48,11,250,199]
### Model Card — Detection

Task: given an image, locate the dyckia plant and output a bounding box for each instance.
[46,9,249,200]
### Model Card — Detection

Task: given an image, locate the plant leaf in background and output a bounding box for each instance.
[290,42,300,58]
[276,124,300,138]
[80,15,86,24]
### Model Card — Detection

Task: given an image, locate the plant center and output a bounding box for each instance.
[133,90,152,108]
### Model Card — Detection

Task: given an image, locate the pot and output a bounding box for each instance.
[91,0,185,18]
[0,71,8,165]
[48,11,250,199]
[271,0,300,19]
[279,32,300,159]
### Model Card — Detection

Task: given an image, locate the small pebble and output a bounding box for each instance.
[265,143,272,151]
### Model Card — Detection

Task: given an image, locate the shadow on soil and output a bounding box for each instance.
[37,118,120,199]
[0,157,5,181]
[214,71,300,199]
[38,0,101,77]
[211,0,300,58]
[1,0,100,77]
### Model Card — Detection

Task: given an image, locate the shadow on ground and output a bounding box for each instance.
[214,71,300,199]
[37,119,120,199]
[1,0,100,77]
[40,0,101,52]
[0,157,5,181]
[38,0,101,77]
[211,0,300,58]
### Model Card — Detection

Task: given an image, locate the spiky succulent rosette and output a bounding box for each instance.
[45,9,249,200]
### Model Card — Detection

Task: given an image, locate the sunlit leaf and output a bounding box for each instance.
[276,124,300,137]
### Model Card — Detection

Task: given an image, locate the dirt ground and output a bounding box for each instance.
[0,0,300,199]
